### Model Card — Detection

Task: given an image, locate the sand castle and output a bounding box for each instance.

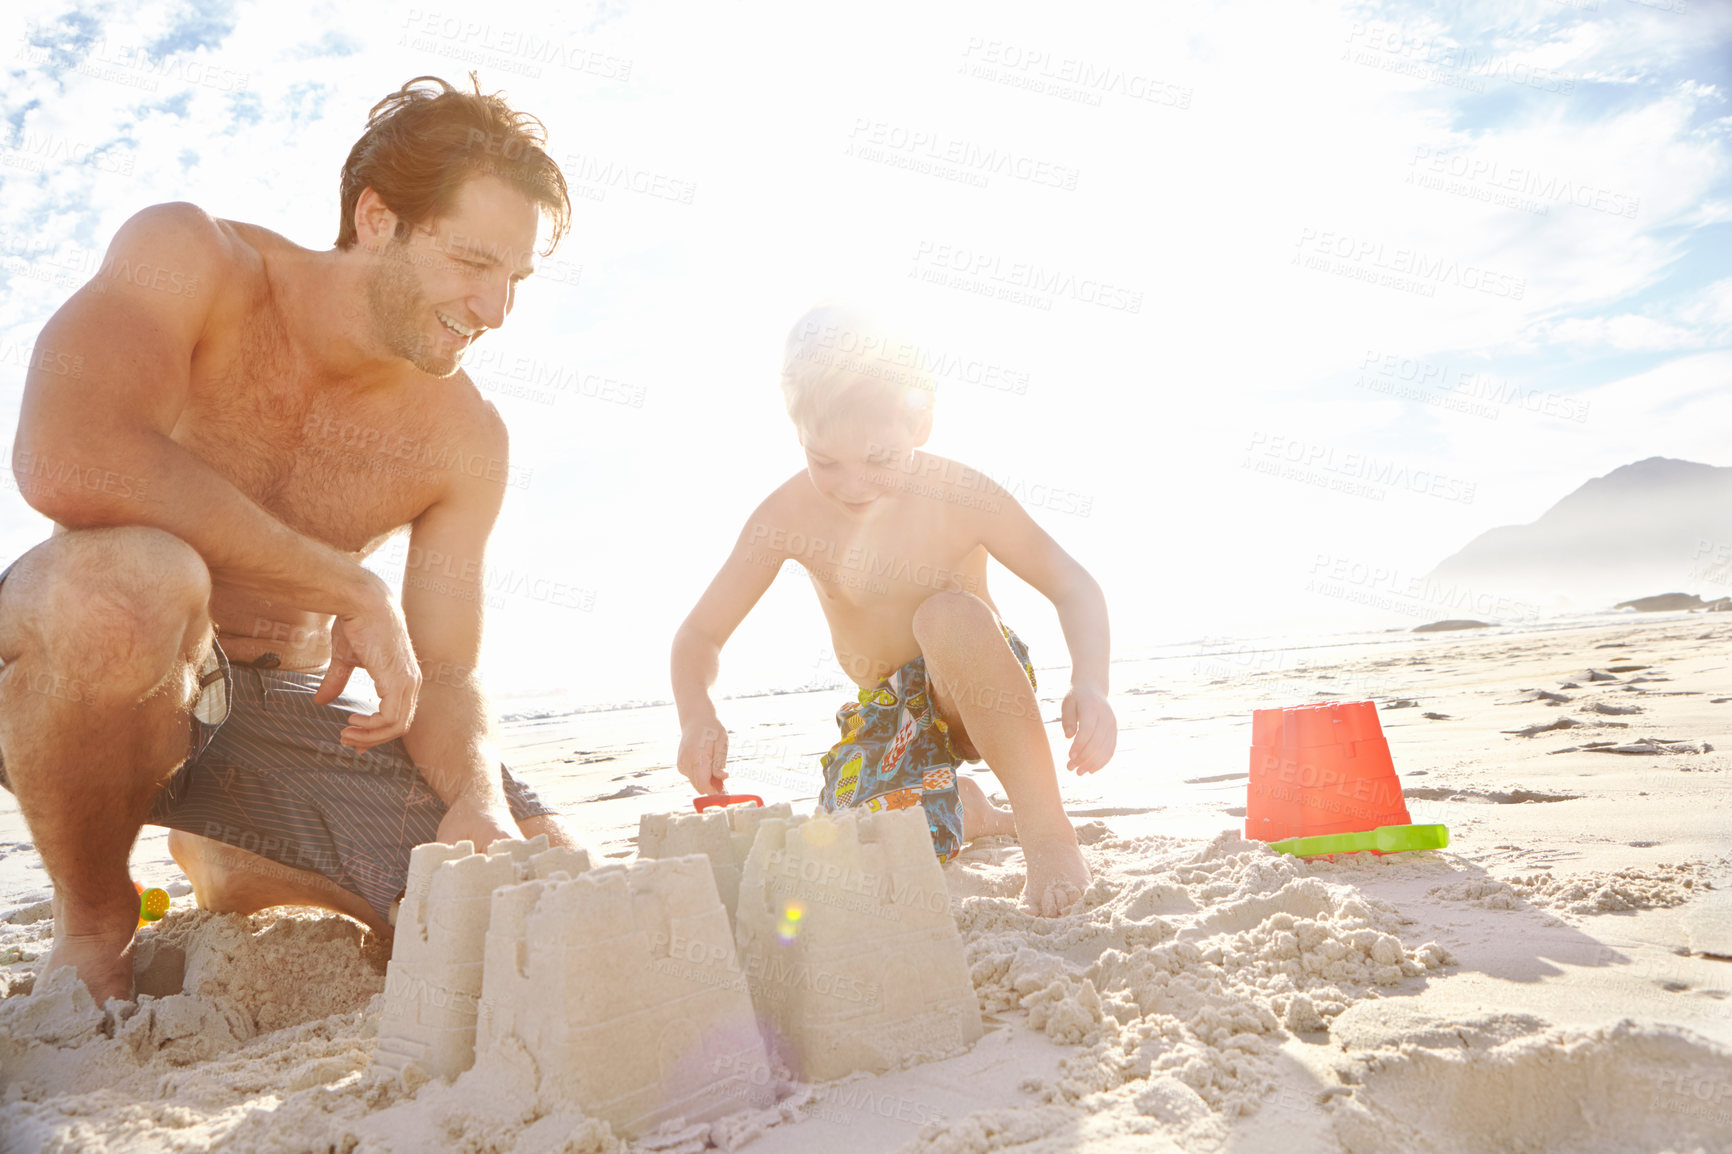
[376,835,773,1137]
[735,807,983,1082]
[638,800,793,917]
[376,804,980,1128]
[375,834,589,1080]
[474,854,775,1135]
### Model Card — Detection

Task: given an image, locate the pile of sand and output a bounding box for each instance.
[1328,1019,1732,1154]
[911,831,1453,1151]
[2,828,1728,1152]
[0,909,391,1150]
[1429,863,1713,916]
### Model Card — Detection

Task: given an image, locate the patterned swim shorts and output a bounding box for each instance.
[818,627,1035,862]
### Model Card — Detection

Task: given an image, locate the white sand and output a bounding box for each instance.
[3,612,1731,1152]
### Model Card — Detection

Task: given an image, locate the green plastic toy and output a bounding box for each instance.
[1269,823,1449,859]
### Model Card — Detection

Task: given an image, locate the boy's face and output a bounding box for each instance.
[799,409,924,515]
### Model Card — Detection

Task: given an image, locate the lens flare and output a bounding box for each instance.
[776,901,805,944]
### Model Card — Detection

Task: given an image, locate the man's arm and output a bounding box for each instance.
[970,482,1116,774]
[17,202,421,742]
[396,399,514,848]
[670,492,789,792]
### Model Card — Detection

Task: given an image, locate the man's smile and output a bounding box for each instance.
[436,311,481,341]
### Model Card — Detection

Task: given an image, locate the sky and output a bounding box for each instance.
[0,0,1728,708]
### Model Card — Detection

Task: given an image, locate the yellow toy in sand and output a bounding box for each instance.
[135,882,170,927]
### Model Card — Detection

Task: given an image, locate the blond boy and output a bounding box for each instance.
[670,303,1114,916]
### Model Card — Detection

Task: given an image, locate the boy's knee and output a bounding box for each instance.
[911,591,994,643]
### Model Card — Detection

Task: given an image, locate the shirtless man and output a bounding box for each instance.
[671,301,1114,917]
[0,75,579,1003]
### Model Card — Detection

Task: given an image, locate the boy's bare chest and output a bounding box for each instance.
[174,321,446,555]
[798,518,986,607]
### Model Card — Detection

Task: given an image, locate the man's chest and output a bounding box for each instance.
[175,355,448,555]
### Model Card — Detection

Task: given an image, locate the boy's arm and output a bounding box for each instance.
[972,486,1116,774]
[670,494,789,792]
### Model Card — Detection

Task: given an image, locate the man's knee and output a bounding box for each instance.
[59,527,209,610]
[911,591,995,646]
[8,528,210,678]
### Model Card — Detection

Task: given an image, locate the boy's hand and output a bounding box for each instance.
[677,717,730,794]
[1061,685,1116,774]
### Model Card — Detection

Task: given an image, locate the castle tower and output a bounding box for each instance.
[474,854,774,1136]
[639,801,794,919]
[734,807,983,1082]
[375,835,583,1079]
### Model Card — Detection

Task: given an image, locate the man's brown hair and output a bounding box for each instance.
[336,74,570,256]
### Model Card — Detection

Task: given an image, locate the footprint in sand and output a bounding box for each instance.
[1549,738,1714,756]
[582,784,653,803]
[1068,805,1162,817]
[1502,689,1572,706]
[1404,786,1581,804]
[1503,717,1617,737]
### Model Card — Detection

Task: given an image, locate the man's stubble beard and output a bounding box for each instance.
[364,241,464,379]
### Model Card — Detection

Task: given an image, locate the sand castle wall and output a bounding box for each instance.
[474,853,774,1136]
[374,835,582,1080]
[378,805,983,1125]
[734,806,983,1083]
[638,801,794,918]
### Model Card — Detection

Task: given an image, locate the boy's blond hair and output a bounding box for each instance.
[780,301,936,433]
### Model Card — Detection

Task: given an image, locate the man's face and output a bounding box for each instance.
[800,408,923,515]
[364,174,541,378]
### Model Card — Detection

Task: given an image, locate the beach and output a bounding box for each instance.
[2,609,1730,1152]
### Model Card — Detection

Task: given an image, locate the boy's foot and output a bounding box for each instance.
[1020,834,1090,918]
[958,775,1017,840]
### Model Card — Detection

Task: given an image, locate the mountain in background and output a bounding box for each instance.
[1426,457,1732,609]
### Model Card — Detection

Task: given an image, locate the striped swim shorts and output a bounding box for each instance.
[0,554,555,922]
[141,662,557,922]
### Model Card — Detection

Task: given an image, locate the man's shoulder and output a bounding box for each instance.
[112,202,239,262]
[443,372,508,431]
[101,202,260,300]
[436,371,510,454]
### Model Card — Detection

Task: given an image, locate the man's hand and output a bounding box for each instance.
[435,790,518,853]
[1061,685,1116,774]
[314,578,422,750]
[677,716,730,794]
